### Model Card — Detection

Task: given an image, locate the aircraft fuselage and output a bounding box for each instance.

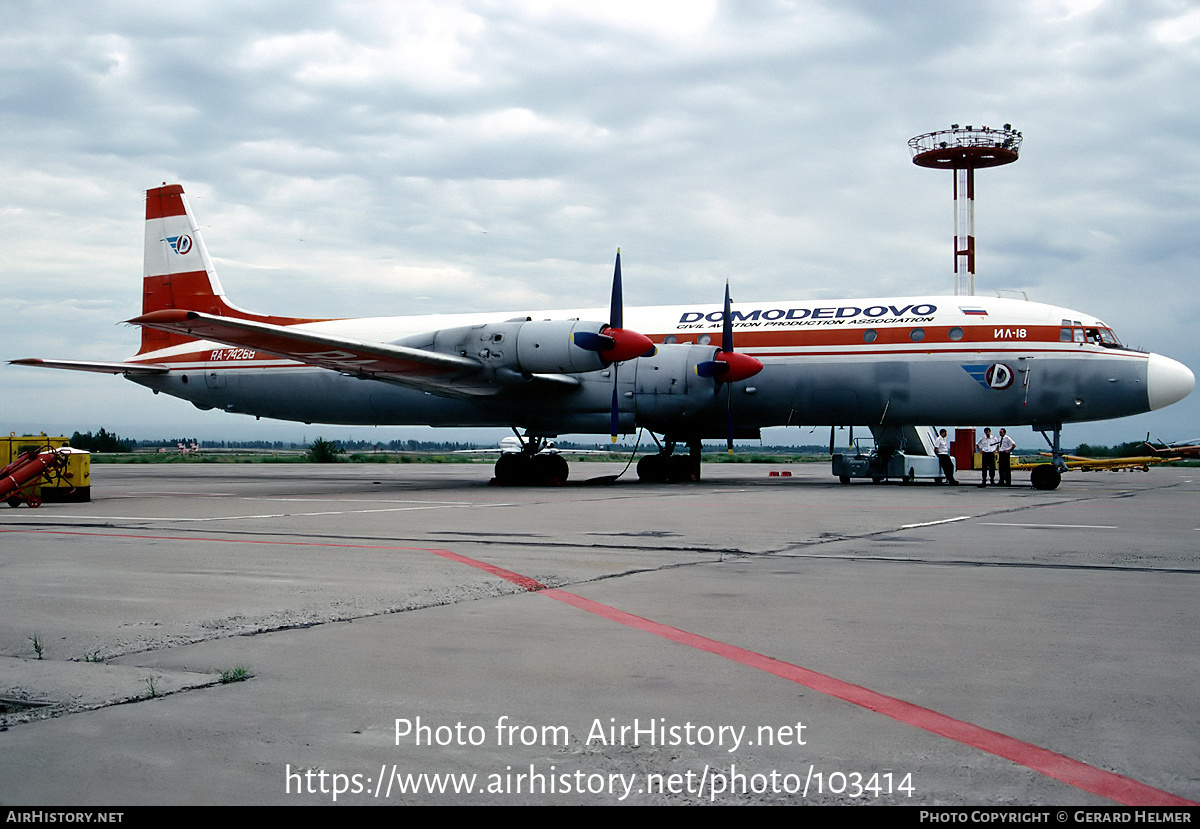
[127,295,1187,440]
[14,184,1193,454]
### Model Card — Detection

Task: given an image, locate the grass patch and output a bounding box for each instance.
[91,453,308,464]
[219,665,254,684]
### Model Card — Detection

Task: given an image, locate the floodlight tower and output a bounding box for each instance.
[909,124,1022,296]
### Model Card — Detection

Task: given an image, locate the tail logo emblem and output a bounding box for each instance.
[167,235,193,255]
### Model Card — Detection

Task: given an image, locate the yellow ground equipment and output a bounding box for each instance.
[1,434,90,505]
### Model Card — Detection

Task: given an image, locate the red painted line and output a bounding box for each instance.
[0,529,422,547]
[6,528,1192,805]
[131,344,1144,372]
[1,529,548,590]
[422,546,547,593]
[537,589,1194,807]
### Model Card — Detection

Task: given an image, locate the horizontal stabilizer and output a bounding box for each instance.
[9,358,170,375]
[129,310,480,378]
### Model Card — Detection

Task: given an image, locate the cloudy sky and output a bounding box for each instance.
[3,0,1199,448]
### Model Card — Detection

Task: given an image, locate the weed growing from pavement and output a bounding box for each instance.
[219,665,253,684]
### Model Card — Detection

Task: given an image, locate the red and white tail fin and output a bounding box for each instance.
[138,184,237,353]
[138,184,320,355]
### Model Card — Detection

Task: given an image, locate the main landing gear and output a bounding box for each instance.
[491,431,705,486]
[636,438,701,484]
[492,435,569,487]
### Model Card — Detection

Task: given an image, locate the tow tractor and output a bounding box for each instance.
[831,428,951,484]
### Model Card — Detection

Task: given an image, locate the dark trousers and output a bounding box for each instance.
[981,452,996,484]
[999,452,1011,486]
[937,453,956,484]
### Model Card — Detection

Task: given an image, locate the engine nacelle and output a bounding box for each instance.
[392,319,615,377]
[515,319,615,374]
[630,343,764,438]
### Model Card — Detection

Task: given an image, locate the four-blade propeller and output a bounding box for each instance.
[571,254,764,451]
[572,250,656,441]
[695,282,764,452]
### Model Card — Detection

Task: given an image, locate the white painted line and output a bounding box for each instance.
[125,492,237,497]
[900,515,973,529]
[978,522,1117,529]
[237,497,475,505]
[3,515,164,522]
[172,505,471,521]
[7,505,481,523]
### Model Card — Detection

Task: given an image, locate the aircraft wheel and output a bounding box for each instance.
[494,453,531,486]
[904,467,915,484]
[550,453,570,484]
[838,475,850,485]
[871,477,882,484]
[1030,464,1061,491]
[7,497,21,508]
[666,454,698,483]
[531,453,569,486]
[637,454,668,483]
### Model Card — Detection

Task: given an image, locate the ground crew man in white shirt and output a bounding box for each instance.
[977,427,999,487]
[934,429,958,485]
[997,428,1016,486]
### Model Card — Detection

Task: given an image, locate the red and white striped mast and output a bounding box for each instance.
[909,124,1022,296]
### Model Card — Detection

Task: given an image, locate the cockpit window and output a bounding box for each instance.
[1066,325,1123,348]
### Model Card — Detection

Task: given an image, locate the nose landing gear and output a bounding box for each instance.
[1032,423,1066,490]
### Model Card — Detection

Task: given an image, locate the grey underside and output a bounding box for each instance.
[130,350,1149,439]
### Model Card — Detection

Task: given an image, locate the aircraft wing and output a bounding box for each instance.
[8,358,170,375]
[128,310,579,397]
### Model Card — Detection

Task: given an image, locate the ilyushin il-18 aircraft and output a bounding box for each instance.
[12,184,1195,489]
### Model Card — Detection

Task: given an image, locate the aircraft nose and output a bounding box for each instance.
[1147,353,1195,410]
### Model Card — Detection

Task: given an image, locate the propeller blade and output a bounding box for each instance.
[574,328,655,361]
[610,249,623,330]
[610,372,620,443]
[721,280,733,354]
[573,249,656,364]
[571,331,614,352]
[696,282,762,380]
[610,252,622,442]
[726,385,734,454]
[599,249,647,442]
[691,279,764,455]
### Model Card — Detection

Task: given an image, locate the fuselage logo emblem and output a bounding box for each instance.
[167,235,193,255]
[963,363,1015,390]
